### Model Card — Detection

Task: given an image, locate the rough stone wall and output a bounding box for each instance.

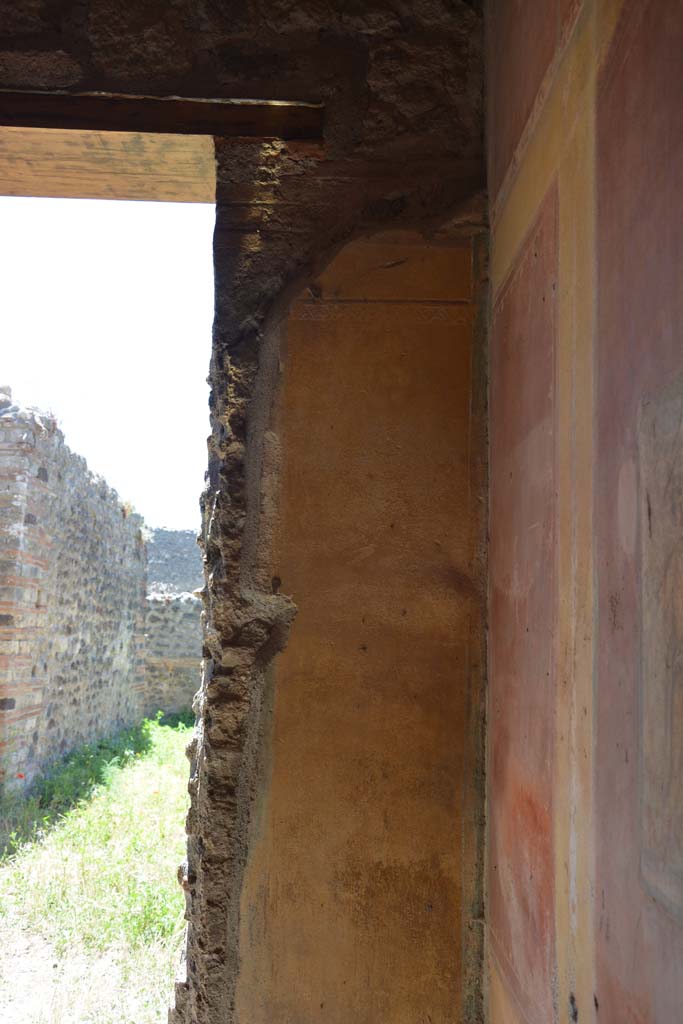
[147,529,203,596]
[0,388,146,792]
[144,530,203,717]
[144,594,202,717]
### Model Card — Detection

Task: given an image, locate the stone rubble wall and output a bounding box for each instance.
[144,527,203,718]
[143,591,202,718]
[0,387,146,792]
[147,528,203,596]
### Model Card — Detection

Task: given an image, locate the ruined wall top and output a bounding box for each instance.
[0,384,58,434]
[0,386,143,527]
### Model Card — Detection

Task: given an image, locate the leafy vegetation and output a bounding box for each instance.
[0,712,193,1024]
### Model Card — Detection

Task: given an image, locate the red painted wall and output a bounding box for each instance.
[489,186,558,1024]
[596,2,683,1019]
[488,0,579,200]
[488,0,683,1021]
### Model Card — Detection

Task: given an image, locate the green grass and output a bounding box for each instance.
[0,712,193,1024]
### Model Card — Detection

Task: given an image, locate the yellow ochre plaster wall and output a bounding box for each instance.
[234,232,487,1024]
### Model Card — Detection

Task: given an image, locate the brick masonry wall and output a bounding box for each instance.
[0,391,204,793]
[0,388,146,792]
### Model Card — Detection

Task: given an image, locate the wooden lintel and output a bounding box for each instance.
[0,91,324,140]
[0,126,216,203]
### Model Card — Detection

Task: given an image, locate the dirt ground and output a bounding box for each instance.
[2,921,112,1023]
[0,918,174,1024]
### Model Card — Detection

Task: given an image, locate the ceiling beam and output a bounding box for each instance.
[0,91,324,141]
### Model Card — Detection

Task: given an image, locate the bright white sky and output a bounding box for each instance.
[1,196,215,531]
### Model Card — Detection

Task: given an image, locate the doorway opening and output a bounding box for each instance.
[0,124,214,1022]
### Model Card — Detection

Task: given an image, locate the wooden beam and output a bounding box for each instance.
[0,126,216,203]
[0,91,324,140]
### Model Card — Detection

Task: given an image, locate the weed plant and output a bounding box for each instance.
[2,714,177,856]
[0,712,193,1024]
